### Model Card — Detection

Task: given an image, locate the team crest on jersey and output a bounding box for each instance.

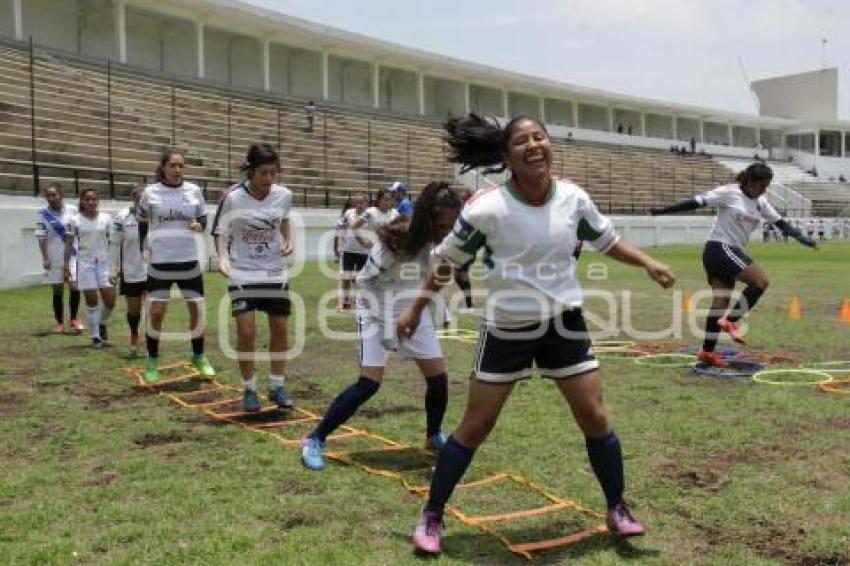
[455,216,474,240]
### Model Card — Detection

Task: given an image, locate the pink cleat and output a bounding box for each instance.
[607,502,646,537]
[717,317,746,344]
[412,510,442,555]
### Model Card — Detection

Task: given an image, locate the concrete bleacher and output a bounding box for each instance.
[0,41,734,213]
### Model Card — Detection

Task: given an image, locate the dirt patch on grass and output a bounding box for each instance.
[0,392,27,416]
[657,463,729,492]
[289,381,324,401]
[279,510,321,530]
[87,468,122,487]
[277,477,324,496]
[133,432,188,447]
[66,383,147,410]
[360,404,420,418]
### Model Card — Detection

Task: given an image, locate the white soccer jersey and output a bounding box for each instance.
[696,184,781,248]
[111,207,146,283]
[434,178,619,327]
[338,208,370,255]
[357,240,435,325]
[138,181,206,264]
[211,183,292,285]
[35,204,77,262]
[70,212,113,264]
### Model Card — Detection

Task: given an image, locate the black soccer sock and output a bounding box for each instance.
[310,377,380,442]
[425,436,475,520]
[52,293,63,324]
[457,278,473,309]
[585,431,625,510]
[726,286,765,323]
[424,373,448,438]
[127,313,141,334]
[146,334,159,358]
[702,313,722,352]
[69,289,80,319]
[191,337,204,356]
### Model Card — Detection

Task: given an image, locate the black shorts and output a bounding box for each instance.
[147,261,205,299]
[341,252,368,274]
[229,283,291,317]
[120,277,147,297]
[702,241,752,285]
[473,309,599,383]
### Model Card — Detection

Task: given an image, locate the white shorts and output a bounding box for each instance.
[76,259,113,291]
[357,313,442,367]
[45,255,76,285]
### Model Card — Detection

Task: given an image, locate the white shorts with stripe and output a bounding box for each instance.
[45,255,76,285]
[357,312,441,367]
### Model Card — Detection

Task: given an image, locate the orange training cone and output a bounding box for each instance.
[787,296,802,321]
[682,289,694,313]
[840,299,850,324]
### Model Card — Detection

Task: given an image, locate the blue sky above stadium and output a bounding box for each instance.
[245,0,850,119]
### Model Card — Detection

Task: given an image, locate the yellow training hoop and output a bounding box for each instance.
[751,369,834,386]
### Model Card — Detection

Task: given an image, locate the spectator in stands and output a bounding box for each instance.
[401,113,676,555]
[65,188,116,349]
[616,124,624,134]
[817,219,826,241]
[651,162,817,368]
[336,193,368,311]
[690,136,696,154]
[300,182,462,472]
[627,125,633,135]
[566,131,574,142]
[839,174,847,183]
[35,183,83,334]
[110,184,147,357]
[212,143,295,412]
[138,148,215,383]
[350,187,400,248]
[304,100,316,133]
[390,181,414,216]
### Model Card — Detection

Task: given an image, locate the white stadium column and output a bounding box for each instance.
[572,101,579,128]
[538,97,545,122]
[671,116,678,140]
[640,112,647,136]
[698,119,704,143]
[464,83,470,114]
[727,122,733,146]
[115,0,127,63]
[13,0,23,41]
[608,106,614,132]
[417,71,425,115]
[502,89,508,118]
[373,61,380,108]
[197,22,205,79]
[262,38,270,91]
[321,51,329,101]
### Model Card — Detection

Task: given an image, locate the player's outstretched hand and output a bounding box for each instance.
[646,260,676,288]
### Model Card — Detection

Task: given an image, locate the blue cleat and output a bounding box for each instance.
[242,389,261,413]
[268,386,294,410]
[300,436,325,471]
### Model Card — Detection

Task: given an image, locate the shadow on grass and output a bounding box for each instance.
[390,528,660,564]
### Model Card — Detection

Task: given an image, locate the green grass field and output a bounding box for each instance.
[1,243,849,565]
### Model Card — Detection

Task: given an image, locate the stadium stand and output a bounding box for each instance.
[0,40,739,213]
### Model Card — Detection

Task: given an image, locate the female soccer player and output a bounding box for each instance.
[300,182,462,471]
[35,184,83,333]
[396,114,675,555]
[651,162,816,367]
[111,184,147,357]
[212,144,295,412]
[64,189,115,348]
[350,186,400,248]
[336,193,369,311]
[138,148,215,382]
